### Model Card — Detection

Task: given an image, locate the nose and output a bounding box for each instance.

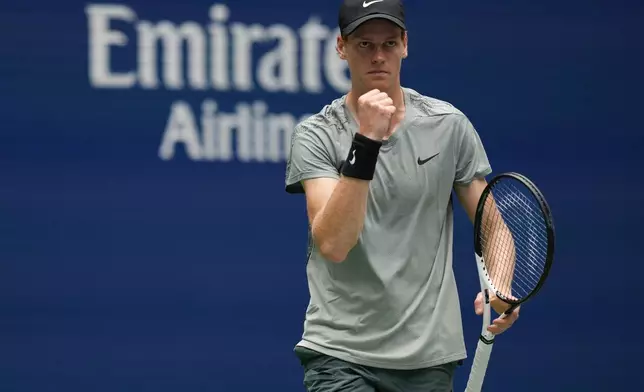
[371,46,386,64]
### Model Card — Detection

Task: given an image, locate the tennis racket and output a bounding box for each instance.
[464,172,555,392]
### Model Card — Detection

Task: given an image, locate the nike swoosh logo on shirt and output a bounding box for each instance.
[363,0,384,7]
[417,153,439,165]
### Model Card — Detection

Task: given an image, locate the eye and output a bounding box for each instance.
[385,41,397,47]
[358,41,370,48]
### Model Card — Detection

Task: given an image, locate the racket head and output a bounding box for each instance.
[473,172,555,306]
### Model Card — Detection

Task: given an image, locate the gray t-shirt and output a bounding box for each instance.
[284,87,492,370]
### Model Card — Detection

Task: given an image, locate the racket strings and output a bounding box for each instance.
[481,206,536,300]
[488,197,546,284]
[485,190,547,297]
[479,180,549,301]
[493,186,547,255]
[483,200,544,298]
[480,201,532,298]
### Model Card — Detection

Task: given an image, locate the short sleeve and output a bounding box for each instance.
[284,122,340,194]
[454,115,493,185]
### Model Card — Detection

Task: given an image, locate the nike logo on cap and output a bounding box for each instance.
[363,0,384,7]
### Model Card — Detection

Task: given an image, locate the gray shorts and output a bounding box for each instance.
[295,346,459,392]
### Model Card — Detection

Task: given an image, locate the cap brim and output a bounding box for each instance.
[341,14,406,36]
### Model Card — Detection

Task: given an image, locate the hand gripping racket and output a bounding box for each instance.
[464,172,556,392]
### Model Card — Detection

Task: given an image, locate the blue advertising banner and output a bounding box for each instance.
[1,0,642,391]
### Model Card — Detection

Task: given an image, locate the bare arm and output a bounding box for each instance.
[454,177,488,224]
[455,178,516,300]
[292,90,396,263]
[303,176,371,263]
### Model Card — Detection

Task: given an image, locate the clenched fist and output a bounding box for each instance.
[357,89,396,141]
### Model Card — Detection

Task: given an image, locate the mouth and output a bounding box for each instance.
[367,70,389,76]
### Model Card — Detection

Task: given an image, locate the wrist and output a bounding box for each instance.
[358,129,383,142]
[341,133,383,181]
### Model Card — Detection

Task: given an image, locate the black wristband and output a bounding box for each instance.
[341,133,383,180]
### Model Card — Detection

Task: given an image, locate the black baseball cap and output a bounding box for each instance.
[339,0,406,37]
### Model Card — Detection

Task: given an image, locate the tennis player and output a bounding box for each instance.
[284,0,520,390]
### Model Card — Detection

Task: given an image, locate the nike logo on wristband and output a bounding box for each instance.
[349,149,356,165]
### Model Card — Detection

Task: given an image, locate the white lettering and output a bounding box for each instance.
[161,100,308,163]
[137,21,207,89]
[230,23,266,91]
[299,17,329,93]
[201,100,219,159]
[87,3,350,94]
[219,103,252,161]
[159,102,203,160]
[86,4,353,164]
[86,4,137,88]
[257,25,298,92]
[252,101,268,161]
[266,114,295,162]
[208,4,230,91]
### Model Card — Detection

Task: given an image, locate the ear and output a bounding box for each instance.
[336,35,347,60]
[402,31,408,58]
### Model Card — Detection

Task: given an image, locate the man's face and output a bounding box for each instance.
[338,19,408,91]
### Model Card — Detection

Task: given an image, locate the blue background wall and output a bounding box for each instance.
[1,0,642,391]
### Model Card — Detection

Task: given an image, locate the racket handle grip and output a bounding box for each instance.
[464,337,495,392]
